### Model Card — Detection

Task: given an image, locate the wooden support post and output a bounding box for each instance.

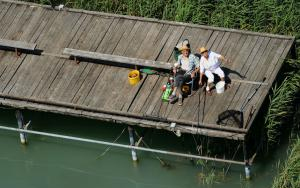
[243,140,251,180]
[74,56,80,64]
[15,110,27,144]
[15,48,21,57]
[128,126,138,162]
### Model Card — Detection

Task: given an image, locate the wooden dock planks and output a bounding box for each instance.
[0,0,295,139]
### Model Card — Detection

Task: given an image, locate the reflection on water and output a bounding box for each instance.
[0,109,288,188]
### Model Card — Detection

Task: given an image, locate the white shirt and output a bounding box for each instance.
[200,51,221,73]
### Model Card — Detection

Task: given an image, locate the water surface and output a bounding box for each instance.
[0,109,288,188]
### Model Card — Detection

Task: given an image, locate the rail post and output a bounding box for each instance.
[128,126,138,162]
[243,140,251,180]
[15,110,27,144]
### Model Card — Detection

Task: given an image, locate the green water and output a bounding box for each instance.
[0,108,288,188]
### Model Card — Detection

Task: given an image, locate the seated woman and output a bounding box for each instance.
[198,47,229,94]
[169,44,200,105]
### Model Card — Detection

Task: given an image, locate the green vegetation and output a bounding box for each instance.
[24,0,300,36]
[265,61,300,145]
[272,138,300,188]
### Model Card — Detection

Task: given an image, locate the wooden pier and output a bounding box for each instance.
[0,0,295,141]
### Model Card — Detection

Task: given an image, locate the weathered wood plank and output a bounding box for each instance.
[64,48,172,70]
[29,9,60,44]
[37,17,113,102]
[0,53,27,93]
[97,19,136,55]
[0,39,36,50]
[8,56,55,97]
[3,5,36,40]
[135,23,164,59]
[0,2,12,23]
[19,6,45,41]
[30,57,62,98]
[221,37,268,117]
[0,3,19,37]
[220,38,278,127]
[40,11,82,54]
[244,39,294,130]
[71,63,105,104]
[52,15,99,102]
[109,24,171,111]
[141,76,168,116]
[70,18,126,105]
[104,23,163,111]
[71,18,129,107]
[119,22,167,112]
[156,25,186,62]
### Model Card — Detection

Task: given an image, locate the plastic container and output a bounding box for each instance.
[216,81,225,94]
[162,83,172,102]
[128,70,140,85]
[245,165,251,180]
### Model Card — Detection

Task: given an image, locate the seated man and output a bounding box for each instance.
[169,44,200,105]
[198,47,229,94]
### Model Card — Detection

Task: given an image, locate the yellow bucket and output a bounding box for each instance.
[128,70,140,85]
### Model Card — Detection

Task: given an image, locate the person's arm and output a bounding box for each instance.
[191,55,200,78]
[218,55,229,63]
[199,72,204,86]
[173,56,181,74]
[198,59,205,85]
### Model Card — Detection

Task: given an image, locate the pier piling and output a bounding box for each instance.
[128,126,138,162]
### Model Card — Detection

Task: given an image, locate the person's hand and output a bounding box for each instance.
[173,68,177,74]
[191,72,195,78]
[225,58,231,64]
[199,80,203,86]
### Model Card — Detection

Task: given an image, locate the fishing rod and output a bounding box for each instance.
[239,77,266,128]
[240,77,266,112]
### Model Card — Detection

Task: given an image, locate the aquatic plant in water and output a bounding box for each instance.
[272,138,300,188]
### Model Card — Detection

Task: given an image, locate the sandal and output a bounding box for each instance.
[178,97,183,106]
[169,95,178,104]
[206,90,212,96]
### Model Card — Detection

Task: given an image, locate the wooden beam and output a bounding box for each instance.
[0,94,246,140]
[0,38,37,50]
[0,92,247,133]
[0,98,245,140]
[63,48,173,70]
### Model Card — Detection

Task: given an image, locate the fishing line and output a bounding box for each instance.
[240,77,266,112]
[97,128,126,158]
[224,143,241,175]
[134,130,171,168]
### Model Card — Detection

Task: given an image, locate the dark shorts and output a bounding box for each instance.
[174,70,192,88]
